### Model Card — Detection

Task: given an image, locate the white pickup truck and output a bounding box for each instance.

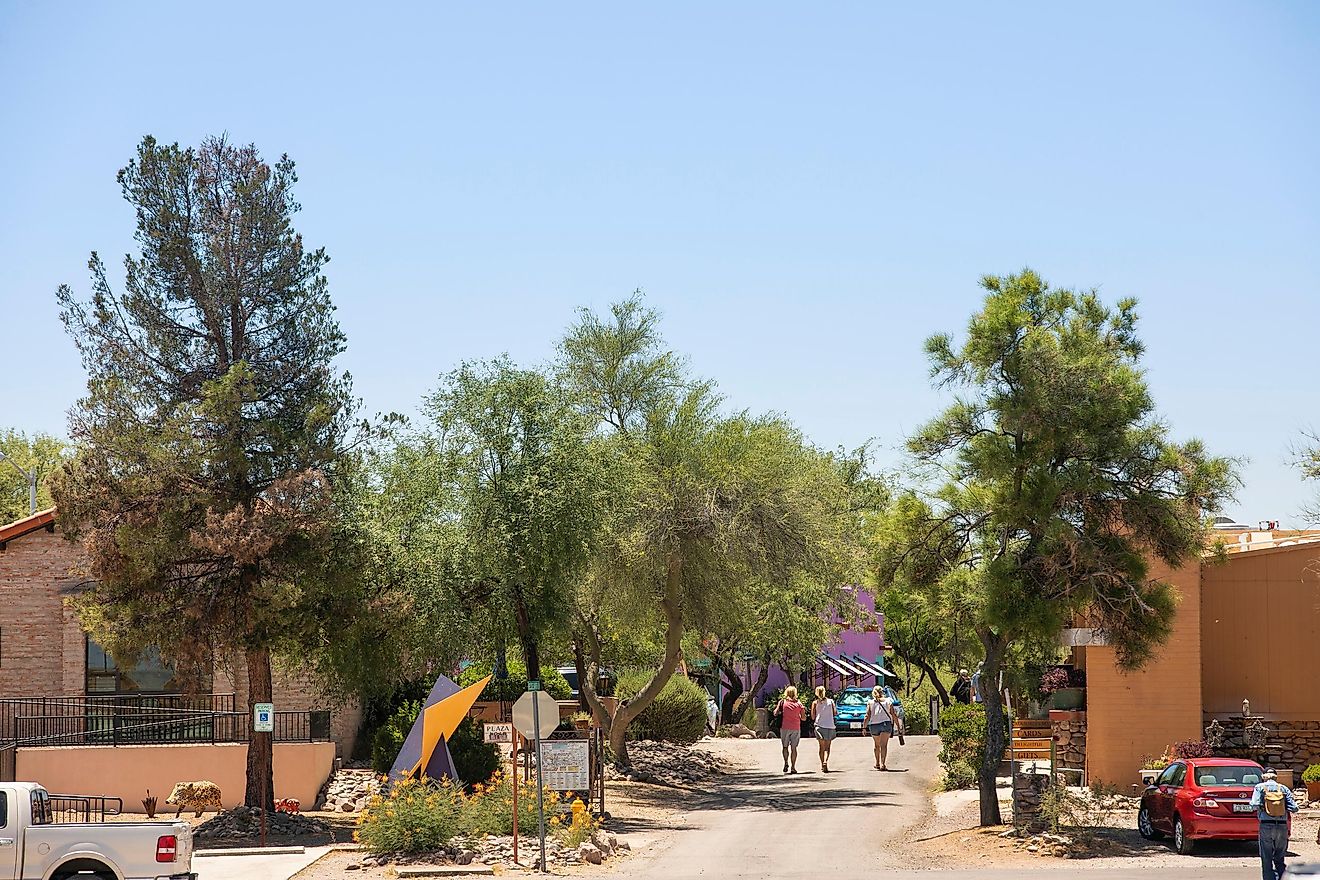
[0,783,196,880]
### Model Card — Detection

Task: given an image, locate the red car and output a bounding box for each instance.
[1138,758,1282,854]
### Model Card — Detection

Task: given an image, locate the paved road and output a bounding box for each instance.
[194,845,329,880]
[598,735,1318,879]
[599,733,942,879]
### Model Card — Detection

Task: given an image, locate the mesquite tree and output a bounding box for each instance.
[879,272,1235,825]
[54,136,360,810]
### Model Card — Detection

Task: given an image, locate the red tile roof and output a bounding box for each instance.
[0,507,58,547]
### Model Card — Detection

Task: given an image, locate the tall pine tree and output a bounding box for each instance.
[55,136,359,810]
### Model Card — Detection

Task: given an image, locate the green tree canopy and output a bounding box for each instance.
[878,271,1235,824]
[53,135,368,809]
[562,296,860,759]
[0,430,67,522]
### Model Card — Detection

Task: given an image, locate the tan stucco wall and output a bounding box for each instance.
[16,741,334,810]
[1202,542,1320,718]
[1083,557,1204,786]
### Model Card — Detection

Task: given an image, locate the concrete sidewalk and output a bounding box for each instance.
[194,845,329,880]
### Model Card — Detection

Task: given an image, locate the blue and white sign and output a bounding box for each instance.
[254,702,275,733]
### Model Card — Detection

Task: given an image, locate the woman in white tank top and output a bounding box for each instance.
[811,686,837,772]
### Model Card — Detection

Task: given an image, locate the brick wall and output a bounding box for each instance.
[1,521,358,756]
[1083,556,1204,785]
[0,525,87,697]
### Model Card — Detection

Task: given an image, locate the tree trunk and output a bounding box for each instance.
[512,589,540,684]
[890,641,953,707]
[572,641,591,712]
[730,651,771,722]
[976,630,1008,826]
[244,644,275,811]
[719,668,743,724]
[578,553,685,765]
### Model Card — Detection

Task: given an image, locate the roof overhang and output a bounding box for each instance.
[0,508,57,550]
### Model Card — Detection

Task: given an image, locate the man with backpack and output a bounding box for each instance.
[1250,767,1298,880]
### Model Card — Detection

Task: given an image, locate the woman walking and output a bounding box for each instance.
[811,686,837,772]
[776,686,805,774]
[864,685,900,770]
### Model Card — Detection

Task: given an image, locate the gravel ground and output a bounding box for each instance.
[902,788,1320,871]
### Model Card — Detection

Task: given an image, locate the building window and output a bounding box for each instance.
[85,640,197,694]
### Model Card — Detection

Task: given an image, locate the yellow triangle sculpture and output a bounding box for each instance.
[408,674,492,780]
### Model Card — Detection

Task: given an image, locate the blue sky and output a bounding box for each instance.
[2,2,1317,523]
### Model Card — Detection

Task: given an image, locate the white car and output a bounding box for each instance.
[1,782,196,880]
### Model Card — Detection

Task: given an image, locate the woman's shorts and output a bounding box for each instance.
[816,727,837,741]
[779,729,801,747]
[869,721,893,736]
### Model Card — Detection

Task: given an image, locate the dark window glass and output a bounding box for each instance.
[30,790,51,825]
[1157,764,1181,786]
[1170,763,1187,787]
[85,640,208,695]
[0,790,7,828]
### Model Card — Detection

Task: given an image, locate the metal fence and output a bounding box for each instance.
[0,695,329,748]
[48,794,123,823]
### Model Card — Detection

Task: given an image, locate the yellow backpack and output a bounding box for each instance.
[1263,783,1287,818]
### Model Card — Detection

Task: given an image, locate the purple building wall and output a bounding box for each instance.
[735,587,886,707]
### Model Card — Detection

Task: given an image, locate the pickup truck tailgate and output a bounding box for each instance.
[21,819,195,879]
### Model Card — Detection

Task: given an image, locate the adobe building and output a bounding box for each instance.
[1069,524,1320,786]
[0,508,361,806]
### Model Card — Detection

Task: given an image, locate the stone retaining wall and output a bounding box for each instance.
[1013,771,1050,832]
[1205,716,1320,778]
[1050,710,1087,777]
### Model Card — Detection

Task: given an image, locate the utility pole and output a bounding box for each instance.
[0,451,37,517]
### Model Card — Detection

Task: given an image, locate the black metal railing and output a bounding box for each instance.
[48,794,123,823]
[0,695,329,748]
[10,710,330,747]
[0,694,236,743]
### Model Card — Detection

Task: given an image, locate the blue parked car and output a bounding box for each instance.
[832,686,903,734]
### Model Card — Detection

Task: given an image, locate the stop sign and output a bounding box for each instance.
[512,690,559,740]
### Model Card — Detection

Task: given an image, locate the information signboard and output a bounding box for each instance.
[540,740,590,791]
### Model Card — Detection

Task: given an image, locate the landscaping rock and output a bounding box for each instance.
[317,768,381,813]
[194,805,331,840]
[611,741,732,787]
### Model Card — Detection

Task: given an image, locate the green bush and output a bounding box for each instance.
[938,703,986,790]
[449,717,500,788]
[459,770,561,836]
[372,700,423,775]
[458,659,572,701]
[356,778,464,854]
[617,670,708,744]
[1303,764,1320,784]
[901,699,929,737]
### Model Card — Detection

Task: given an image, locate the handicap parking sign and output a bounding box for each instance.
[254,702,274,732]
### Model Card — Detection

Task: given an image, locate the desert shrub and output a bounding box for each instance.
[458,659,572,701]
[449,717,501,788]
[459,770,560,836]
[1171,739,1213,759]
[356,777,464,854]
[938,703,986,789]
[902,700,929,737]
[552,796,601,848]
[371,700,423,774]
[1039,782,1127,842]
[617,670,708,744]
[1303,764,1320,784]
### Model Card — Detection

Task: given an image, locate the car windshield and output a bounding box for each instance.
[1192,765,1264,787]
[837,692,869,707]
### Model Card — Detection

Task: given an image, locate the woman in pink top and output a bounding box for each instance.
[776,686,805,774]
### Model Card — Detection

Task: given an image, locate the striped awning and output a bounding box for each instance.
[849,655,897,678]
[818,653,854,677]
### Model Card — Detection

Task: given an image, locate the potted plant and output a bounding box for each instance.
[573,711,592,731]
[1040,666,1085,710]
[1303,764,1320,802]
